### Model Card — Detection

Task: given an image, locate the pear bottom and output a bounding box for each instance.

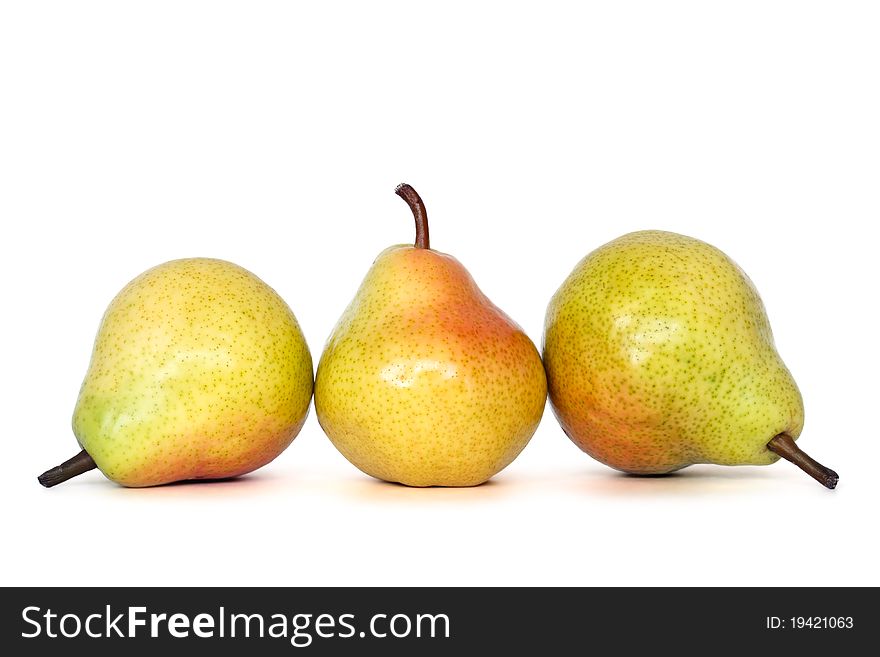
[317,407,542,488]
[553,406,793,476]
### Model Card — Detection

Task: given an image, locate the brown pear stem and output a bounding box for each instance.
[395,183,430,249]
[38,449,97,488]
[767,433,838,489]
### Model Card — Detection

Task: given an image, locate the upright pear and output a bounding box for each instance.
[315,184,547,487]
[543,230,837,488]
[39,258,313,488]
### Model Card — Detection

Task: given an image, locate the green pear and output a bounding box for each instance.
[314,184,547,487]
[543,230,838,488]
[39,258,313,488]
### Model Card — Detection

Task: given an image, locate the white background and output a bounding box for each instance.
[1,1,878,587]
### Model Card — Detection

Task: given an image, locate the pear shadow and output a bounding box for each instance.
[153,475,248,487]
[330,473,516,504]
[60,470,293,498]
[573,464,779,497]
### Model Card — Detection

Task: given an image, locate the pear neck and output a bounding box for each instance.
[395,183,430,249]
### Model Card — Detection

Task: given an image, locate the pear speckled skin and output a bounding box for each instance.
[315,245,547,487]
[543,231,804,474]
[73,258,313,487]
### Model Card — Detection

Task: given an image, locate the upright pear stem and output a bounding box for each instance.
[38,449,97,488]
[395,183,430,249]
[767,433,838,489]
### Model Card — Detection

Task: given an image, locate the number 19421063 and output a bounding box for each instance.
[766,617,854,629]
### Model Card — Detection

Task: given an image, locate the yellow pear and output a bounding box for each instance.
[543,230,837,488]
[39,258,313,487]
[315,184,547,487]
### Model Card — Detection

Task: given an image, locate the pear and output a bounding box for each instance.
[314,184,547,487]
[543,230,838,488]
[38,258,313,488]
